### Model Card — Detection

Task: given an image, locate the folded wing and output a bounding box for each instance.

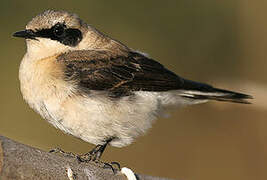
[57,50,252,103]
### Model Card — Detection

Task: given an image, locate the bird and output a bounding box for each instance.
[13,10,252,161]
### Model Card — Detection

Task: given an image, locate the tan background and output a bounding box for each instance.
[0,1,266,180]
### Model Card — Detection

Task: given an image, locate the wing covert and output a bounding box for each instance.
[57,50,183,97]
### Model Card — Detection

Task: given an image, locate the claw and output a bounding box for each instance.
[102,161,121,174]
[49,147,63,153]
[49,148,77,158]
[110,161,121,170]
[103,162,116,174]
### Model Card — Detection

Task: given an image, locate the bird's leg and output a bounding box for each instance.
[78,138,113,162]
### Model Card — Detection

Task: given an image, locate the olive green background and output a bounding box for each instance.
[0,1,266,180]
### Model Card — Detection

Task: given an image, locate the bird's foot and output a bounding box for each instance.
[49,147,121,174]
[76,143,121,174]
[49,148,77,158]
[76,144,104,162]
[77,153,121,174]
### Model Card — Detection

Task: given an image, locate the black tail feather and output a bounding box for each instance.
[179,79,253,104]
[209,88,253,104]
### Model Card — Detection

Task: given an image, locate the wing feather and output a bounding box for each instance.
[57,50,183,96]
[57,50,252,103]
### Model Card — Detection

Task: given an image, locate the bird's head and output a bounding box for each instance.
[13,10,123,60]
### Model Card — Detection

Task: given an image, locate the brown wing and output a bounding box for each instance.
[57,50,252,103]
[57,50,184,97]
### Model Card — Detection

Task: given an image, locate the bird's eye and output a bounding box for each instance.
[53,23,65,37]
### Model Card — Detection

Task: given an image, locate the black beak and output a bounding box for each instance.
[13,30,37,40]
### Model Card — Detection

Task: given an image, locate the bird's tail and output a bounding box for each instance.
[177,79,253,104]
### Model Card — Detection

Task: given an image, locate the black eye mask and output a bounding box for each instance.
[34,23,83,47]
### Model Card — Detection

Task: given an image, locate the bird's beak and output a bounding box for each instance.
[13,29,37,40]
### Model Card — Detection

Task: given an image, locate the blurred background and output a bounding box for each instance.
[0,1,266,180]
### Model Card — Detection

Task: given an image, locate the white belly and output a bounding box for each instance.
[55,92,161,147]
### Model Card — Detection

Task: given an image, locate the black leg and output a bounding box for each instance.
[78,138,113,162]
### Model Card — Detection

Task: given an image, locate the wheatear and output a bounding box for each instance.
[13,10,252,161]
